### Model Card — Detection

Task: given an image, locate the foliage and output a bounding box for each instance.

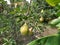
[27,34,59,45]
[0,0,59,45]
[27,0,60,45]
[2,38,16,45]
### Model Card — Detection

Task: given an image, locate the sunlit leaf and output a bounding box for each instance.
[46,0,60,6]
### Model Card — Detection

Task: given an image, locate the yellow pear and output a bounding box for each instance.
[20,23,29,36]
[39,16,44,22]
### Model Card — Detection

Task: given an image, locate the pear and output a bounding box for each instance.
[29,27,33,35]
[39,16,44,22]
[20,23,29,36]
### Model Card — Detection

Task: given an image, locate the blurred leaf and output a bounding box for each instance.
[56,11,60,17]
[27,34,59,45]
[56,23,60,29]
[49,17,60,26]
[46,0,60,6]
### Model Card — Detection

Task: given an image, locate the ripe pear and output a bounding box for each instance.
[39,16,44,22]
[20,23,29,36]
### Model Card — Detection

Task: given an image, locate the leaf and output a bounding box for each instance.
[46,0,60,6]
[56,11,60,17]
[49,17,60,26]
[27,34,59,45]
[56,23,60,28]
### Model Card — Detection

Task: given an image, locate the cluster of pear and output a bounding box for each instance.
[39,16,52,23]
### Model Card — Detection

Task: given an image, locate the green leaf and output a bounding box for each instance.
[56,11,60,17]
[49,17,60,26]
[27,34,59,45]
[56,23,60,28]
[46,0,60,6]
